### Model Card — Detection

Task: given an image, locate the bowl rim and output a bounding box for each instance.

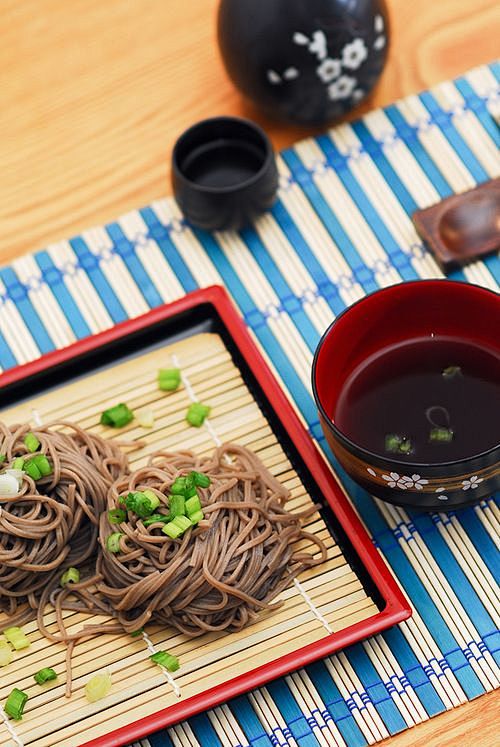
[171,115,276,195]
[311,279,500,469]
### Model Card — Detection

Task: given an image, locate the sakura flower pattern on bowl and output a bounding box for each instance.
[312,281,500,511]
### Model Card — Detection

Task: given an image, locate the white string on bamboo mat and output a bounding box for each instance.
[0,705,24,747]
[141,629,181,698]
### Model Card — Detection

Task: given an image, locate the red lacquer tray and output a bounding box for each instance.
[0,286,411,747]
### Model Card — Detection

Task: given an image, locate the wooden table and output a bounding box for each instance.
[1,0,499,743]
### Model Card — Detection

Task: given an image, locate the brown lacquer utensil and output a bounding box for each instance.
[413,178,500,270]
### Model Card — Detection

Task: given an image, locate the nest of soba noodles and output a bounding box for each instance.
[0,422,128,628]
[98,443,327,637]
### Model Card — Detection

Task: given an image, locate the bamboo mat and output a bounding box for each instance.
[0,61,499,747]
[0,333,378,747]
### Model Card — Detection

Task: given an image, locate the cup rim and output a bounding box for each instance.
[311,279,500,469]
[171,115,275,195]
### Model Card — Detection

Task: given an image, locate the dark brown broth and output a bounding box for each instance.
[334,337,500,463]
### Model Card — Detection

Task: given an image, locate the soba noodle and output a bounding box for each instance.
[0,421,128,628]
[98,443,327,637]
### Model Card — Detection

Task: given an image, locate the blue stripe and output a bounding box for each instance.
[193,228,319,425]
[189,713,223,746]
[306,660,367,747]
[454,79,500,145]
[0,327,17,370]
[141,207,198,293]
[105,222,164,308]
[458,503,500,583]
[281,150,379,295]
[270,200,346,316]
[383,105,453,198]
[239,226,320,351]
[0,267,55,354]
[418,91,488,183]
[230,696,274,746]
[345,646,406,732]
[34,251,91,339]
[69,237,127,323]
[407,513,496,638]
[316,134,419,282]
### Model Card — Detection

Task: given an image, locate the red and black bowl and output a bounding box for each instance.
[312,280,500,510]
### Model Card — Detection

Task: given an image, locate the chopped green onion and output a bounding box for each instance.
[188,509,204,525]
[4,688,28,720]
[24,432,40,453]
[429,427,454,443]
[106,533,123,553]
[170,477,186,494]
[182,472,197,498]
[442,365,462,379]
[150,650,180,672]
[384,434,412,455]
[385,434,401,453]
[398,438,412,455]
[0,640,13,667]
[60,567,80,587]
[100,403,134,428]
[137,408,155,428]
[0,454,6,464]
[158,368,181,391]
[28,454,52,476]
[191,471,211,488]
[124,490,159,518]
[172,515,192,532]
[34,667,57,685]
[108,508,127,524]
[130,628,144,637]
[143,513,170,526]
[186,402,211,428]
[168,494,185,518]
[162,521,184,539]
[85,672,112,703]
[24,460,42,480]
[185,495,202,516]
[3,627,30,651]
[142,489,161,511]
[12,457,25,471]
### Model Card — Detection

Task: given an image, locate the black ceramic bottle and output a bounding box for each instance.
[218,0,390,125]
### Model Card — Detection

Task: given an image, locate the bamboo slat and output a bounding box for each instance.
[0,332,378,747]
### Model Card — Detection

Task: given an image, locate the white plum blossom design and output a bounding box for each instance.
[435,487,446,493]
[382,472,429,490]
[374,14,384,33]
[462,475,483,491]
[437,495,449,501]
[366,467,376,476]
[317,58,342,83]
[341,38,368,70]
[328,75,357,101]
[293,30,327,60]
[373,35,386,51]
[267,67,300,85]
[267,70,281,84]
[352,88,365,103]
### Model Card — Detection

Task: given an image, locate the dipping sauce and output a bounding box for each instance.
[334,337,500,463]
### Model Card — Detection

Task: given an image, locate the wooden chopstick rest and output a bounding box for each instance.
[412,178,500,270]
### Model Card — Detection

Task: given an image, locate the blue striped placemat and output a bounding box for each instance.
[1,62,499,747]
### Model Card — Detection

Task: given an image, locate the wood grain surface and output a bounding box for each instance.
[1,0,499,743]
[1,0,499,264]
